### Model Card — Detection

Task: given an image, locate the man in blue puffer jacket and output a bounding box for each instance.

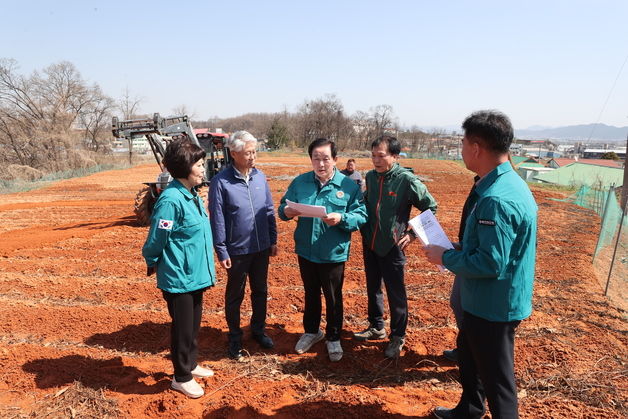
[209,131,278,360]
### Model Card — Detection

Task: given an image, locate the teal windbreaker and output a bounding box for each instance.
[142,179,216,293]
[442,162,537,322]
[278,169,367,263]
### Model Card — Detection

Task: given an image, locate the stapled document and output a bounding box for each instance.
[409,209,454,271]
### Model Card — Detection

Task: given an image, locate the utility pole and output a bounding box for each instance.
[622,133,627,209]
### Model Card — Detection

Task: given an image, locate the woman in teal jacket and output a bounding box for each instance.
[142,140,216,399]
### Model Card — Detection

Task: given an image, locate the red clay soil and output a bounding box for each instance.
[0,156,625,418]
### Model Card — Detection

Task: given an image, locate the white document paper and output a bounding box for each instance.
[286,199,328,218]
[408,209,454,272]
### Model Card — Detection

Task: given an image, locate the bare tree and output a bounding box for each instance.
[350,110,371,150]
[117,86,144,164]
[77,85,116,152]
[118,86,142,119]
[217,113,275,139]
[348,105,397,151]
[370,104,397,136]
[0,59,113,174]
[296,94,353,148]
[172,104,196,119]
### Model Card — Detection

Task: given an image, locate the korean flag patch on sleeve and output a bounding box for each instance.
[158,219,174,230]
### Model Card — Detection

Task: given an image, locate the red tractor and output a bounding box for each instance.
[112,113,230,225]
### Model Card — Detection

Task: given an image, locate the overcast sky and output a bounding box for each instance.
[3,0,628,130]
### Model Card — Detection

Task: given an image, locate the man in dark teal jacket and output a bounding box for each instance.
[355,135,437,359]
[279,138,367,362]
[425,110,537,419]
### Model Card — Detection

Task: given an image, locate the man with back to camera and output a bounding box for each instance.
[442,174,480,364]
[209,130,278,361]
[424,110,537,419]
[355,135,437,358]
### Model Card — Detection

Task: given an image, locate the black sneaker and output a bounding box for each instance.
[228,340,244,360]
[253,333,274,349]
[384,335,405,358]
[443,348,458,363]
[432,406,457,419]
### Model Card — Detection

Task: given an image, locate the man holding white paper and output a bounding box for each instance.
[278,138,367,362]
[424,111,537,419]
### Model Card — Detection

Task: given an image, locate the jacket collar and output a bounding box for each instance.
[171,178,195,200]
[229,164,257,181]
[475,161,513,195]
[375,162,402,179]
[309,167,343,187]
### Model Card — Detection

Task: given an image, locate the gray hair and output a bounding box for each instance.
[228,130,257,152]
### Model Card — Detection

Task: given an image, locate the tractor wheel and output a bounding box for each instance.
[134,186,156,226]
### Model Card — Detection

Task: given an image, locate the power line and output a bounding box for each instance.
[587,53,628,142]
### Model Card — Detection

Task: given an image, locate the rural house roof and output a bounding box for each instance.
[518,162,546,168]
[511,156,538,166]
[547,158,623,168]
[534,162,623,188]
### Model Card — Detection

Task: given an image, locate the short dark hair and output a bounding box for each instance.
[347,158,355,164]
[371,135,400,156]
[308,138,337,158]
[462,110,513,154]
[162,139,206,179]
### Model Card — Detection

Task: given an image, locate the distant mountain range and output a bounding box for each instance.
[515,123,628,142]
[418,123,628,142]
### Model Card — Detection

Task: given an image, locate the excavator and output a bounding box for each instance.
[112,113,230,225]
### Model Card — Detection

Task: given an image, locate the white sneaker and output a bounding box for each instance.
[171,377,204,398]
[191,365,214,378]
[326,340,343,362]
[295,330,324,354]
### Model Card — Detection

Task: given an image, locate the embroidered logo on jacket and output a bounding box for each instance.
[158,219,174,230]
[478,219,496,226]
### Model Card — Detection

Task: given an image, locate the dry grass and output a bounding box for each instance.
[6,165,44,181]
[521,358,628,413]
[202,353,336,402]
[294,370,332,400]
[26,381,119,418]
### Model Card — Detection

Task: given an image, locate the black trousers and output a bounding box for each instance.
[162,288,205,383]
[225,249,270,342]
[454,312,520,419]
[363,244,408,337]
[297,256,345,341]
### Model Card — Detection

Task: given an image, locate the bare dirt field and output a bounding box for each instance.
[0,156,625,418]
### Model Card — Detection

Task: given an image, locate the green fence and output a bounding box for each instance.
[557,186,627,308]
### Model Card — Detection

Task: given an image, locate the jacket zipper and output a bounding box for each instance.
[246,177,261,251]
[370,175,384,250]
